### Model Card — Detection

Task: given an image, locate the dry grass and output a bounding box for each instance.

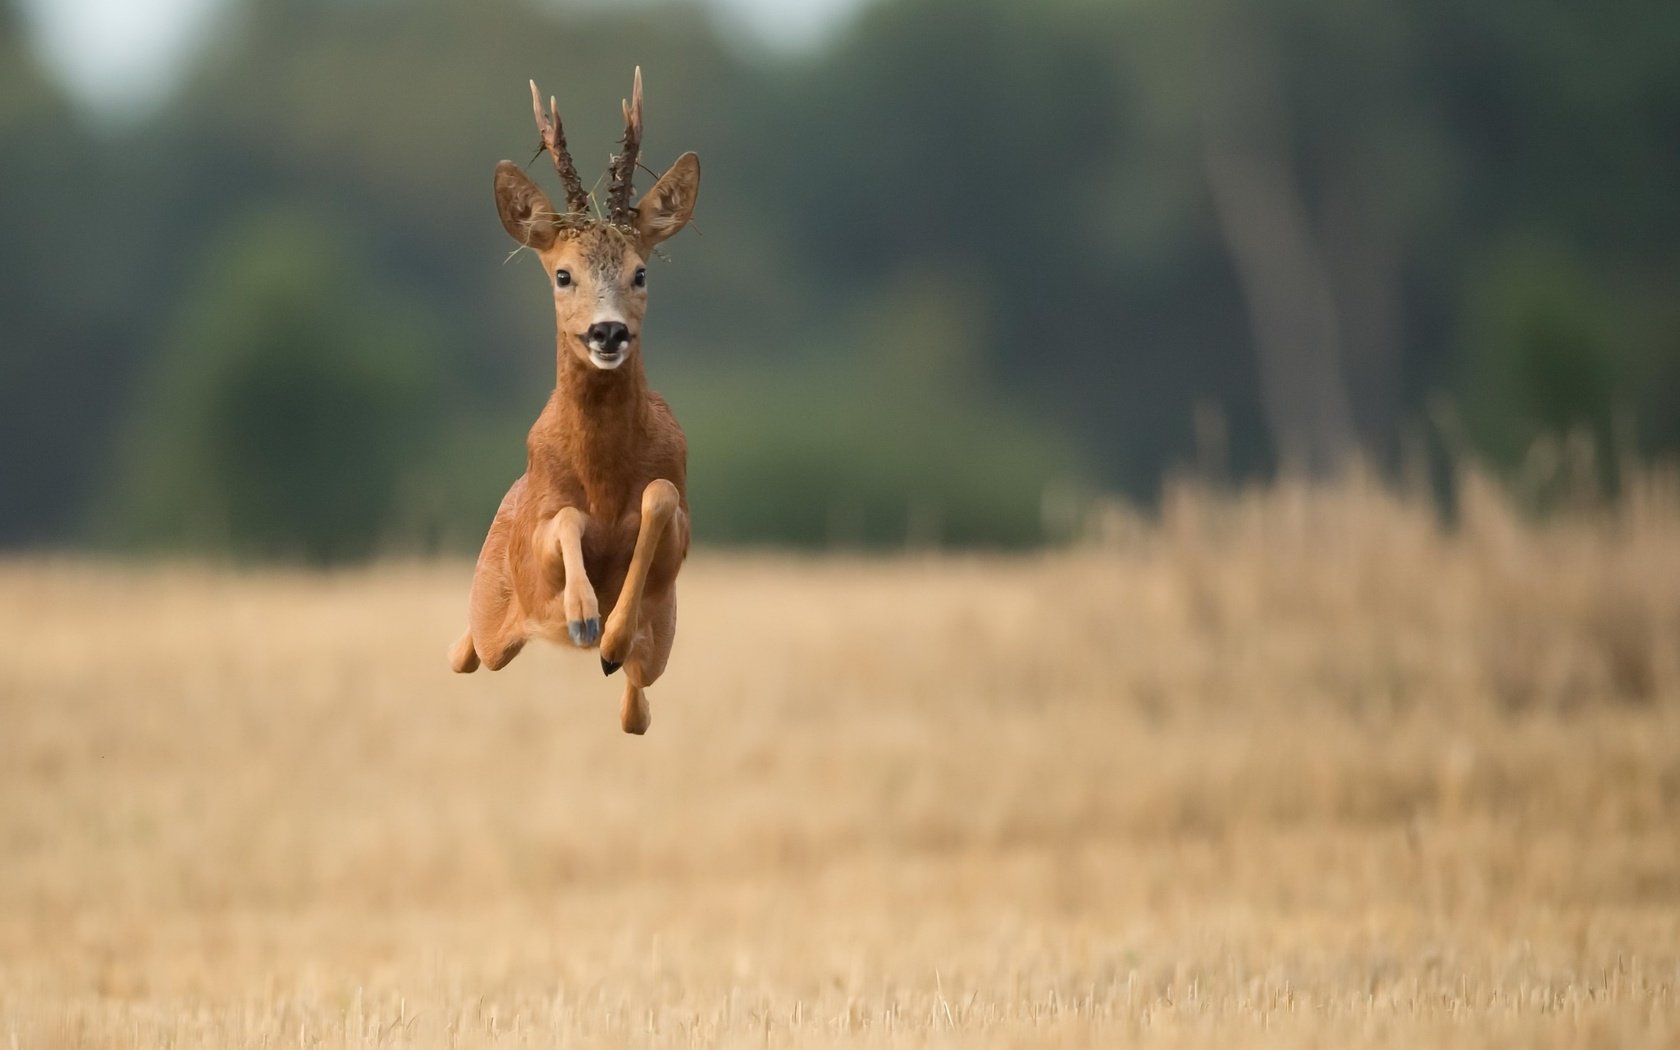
[3,476,1679,1047]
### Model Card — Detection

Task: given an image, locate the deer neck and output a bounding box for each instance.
[553,346,650,512]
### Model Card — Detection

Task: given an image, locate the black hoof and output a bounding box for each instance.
[568,617,601,647]
[601,656,622,676]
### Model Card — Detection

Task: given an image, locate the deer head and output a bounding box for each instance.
[494,68,701,372]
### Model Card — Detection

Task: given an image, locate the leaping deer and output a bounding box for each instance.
[449,69,700,735]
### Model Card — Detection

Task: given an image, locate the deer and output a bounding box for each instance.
[448,68,700,735]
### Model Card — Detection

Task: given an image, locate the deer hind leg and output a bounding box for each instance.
[619,683,651,735]
[460,523,528,673]
[451,590,526,672]
[617,593,676,735]
[449,630,481,673]
[469,584,528,671]
[600,479,683,673]
[450,476,532,673]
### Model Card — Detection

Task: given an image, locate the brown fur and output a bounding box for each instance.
[450,75,701,736]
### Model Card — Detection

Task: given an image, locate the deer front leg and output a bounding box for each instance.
[538,506,600,646]
[600,479,681,674]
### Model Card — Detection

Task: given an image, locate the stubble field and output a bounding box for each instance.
[3,478,1678,1047]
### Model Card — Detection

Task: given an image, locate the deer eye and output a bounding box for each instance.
[632,267,647,289]
[555,269,572,288]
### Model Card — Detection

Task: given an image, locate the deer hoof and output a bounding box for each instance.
[599,614,632,667]
[601,657,622,676]
[568,617,601,647]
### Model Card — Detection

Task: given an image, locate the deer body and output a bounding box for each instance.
[449,71,700,734]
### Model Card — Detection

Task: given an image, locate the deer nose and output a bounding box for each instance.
[587,321,630,353]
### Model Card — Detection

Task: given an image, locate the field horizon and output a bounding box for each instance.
[3,478,1678,1047]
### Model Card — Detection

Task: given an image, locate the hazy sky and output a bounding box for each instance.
[20,0,866,115]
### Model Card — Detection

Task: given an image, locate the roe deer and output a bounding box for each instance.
[449,69,700,735]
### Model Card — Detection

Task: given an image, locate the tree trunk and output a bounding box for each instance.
[1200,24,1358,478]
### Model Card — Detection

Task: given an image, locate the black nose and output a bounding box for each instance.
[587,321,630,353]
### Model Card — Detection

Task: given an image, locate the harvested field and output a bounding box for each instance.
[3,479,1678,1047]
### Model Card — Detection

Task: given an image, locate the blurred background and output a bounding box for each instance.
[3,0,1678,560]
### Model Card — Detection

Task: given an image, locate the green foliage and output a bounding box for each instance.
[1458,242,1623,466]
[106,209,442,562]
[654,260,1079,549]
[671,360,1081,548]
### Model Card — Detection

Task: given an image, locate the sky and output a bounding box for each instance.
[19,0,866,116]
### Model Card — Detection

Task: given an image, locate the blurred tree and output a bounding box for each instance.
[104,209,442,562]
[1198,7,1359,477]
[0,0,124,544]
[1458,240,1625,470]
[674,361,1083,548]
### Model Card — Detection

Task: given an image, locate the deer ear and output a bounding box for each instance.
[494,160,560,249]
[634,152,700,249]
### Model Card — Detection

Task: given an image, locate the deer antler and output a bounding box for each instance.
[606,66,644,227]
[529,79,590,214]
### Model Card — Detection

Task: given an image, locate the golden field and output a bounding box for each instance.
[3,477,1678,1048]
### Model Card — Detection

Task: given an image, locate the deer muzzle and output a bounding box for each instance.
[584,321,632,368]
